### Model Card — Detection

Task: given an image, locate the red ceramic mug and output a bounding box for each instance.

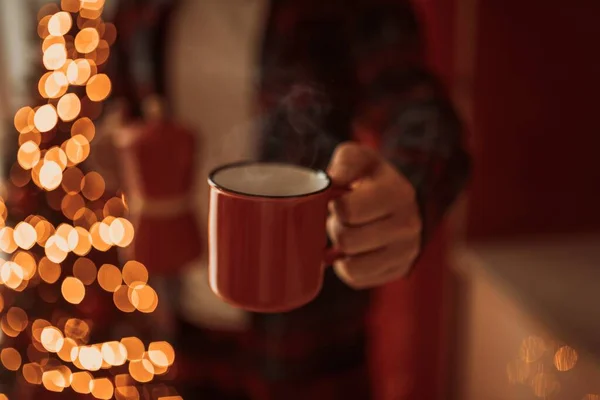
[207,161,345,313]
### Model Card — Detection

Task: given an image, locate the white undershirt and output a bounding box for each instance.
[169,0,269,330]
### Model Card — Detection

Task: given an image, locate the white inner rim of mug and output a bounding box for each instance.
[210,162,330,197]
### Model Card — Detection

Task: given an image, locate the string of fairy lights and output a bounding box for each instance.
[0,1,180,399]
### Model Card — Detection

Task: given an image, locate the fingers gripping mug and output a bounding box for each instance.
[208,162,345,313]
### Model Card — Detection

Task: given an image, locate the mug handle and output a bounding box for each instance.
[323,184,351,265]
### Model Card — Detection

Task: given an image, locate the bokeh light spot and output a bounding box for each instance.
[48,11,72,36]
[97,264,121,292]
[75,27,100,53]
[57,93,81,122]
[90,377,114,400]
[14,222,37,250]
[86,73,111,102]
[43,43,68,70]
[34,104,58,132]
[1,348,22,371]
[14,106,35,134]
[71,371,93,394]
[41,326,64,353]
[17,141,41,170]
[61,276,86,304]
[39,257,61,284]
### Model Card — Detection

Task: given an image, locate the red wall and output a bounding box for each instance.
[466,1,600,239]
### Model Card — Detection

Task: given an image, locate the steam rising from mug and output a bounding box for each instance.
[259,83,339,168]
[211,163,329,197]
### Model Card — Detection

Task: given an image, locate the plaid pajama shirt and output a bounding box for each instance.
[109,0,471,398]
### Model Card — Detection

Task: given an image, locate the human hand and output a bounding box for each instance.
[326,142,421,289]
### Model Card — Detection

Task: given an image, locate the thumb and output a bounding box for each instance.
[327,142,381,186]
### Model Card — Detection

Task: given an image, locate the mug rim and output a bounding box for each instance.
[208,161,332,199]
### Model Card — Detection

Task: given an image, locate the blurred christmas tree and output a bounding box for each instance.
[0,1,180,399]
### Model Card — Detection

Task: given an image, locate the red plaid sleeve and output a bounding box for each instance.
[352,1,471,246]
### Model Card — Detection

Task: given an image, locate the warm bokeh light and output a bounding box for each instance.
[61,193,85,220]
[45,235,69,263]
[6,307,28,332]
[103,196,128,219]
[519,336,546,364]
[22,362,44,384]
[13,251,37,280]
[56,223,74,244]
[531,372,560,398]
[71,117,95,141]
[90,377,114,400]
[81,171,105,201]
[61,167,84,194]
[32,319,52,342]
[57,337,78,362]
[75,27,100,53]
[34,104,59,132]
[14,106,35,134]
[38,15,52,39]
[97,264,121,292]
[110,218,135,247]
[129,359,154,383]
[71,371,93,394]
[42,370,66,392]
[61,276,86,304]
[10,162,31,188]
[122,261,148,287]
[39,161,63,190]
[42,71,69,99]
[17,141,41,170]
[0,261,24,289]
[72,257,96,285]
[43,43,68,70]
[19,130,41,147]
[38,257,61,284]
[121,337,144,362]
[115,385,140,400]
[148,342,175,368]
[554,346,578,372]
[78,345,102,371]
[45,147,68,171]
[1,347,22,371]
[86,73,112,102]
[90,222,111,251]
[129,284,159,313]
[0,227,18,254]
[101,341,128,366]
[70,226,93,256]
[81,0,106,11]
[67,58,92,85]
[57,93,82,121]
[1,315,20,337]
[41,326,65,353]
[61,0,80,13]
[43,35,66,52]
[103,22,117,46]
[90,39,110,65]
[73,207,97,230]
[35,220,55,246]
[14,221,37,249]
[99,219,113,245]
[64,318,90,342]
[65,134,91,165]
[113,285,136,313]
[48,11,72,36]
